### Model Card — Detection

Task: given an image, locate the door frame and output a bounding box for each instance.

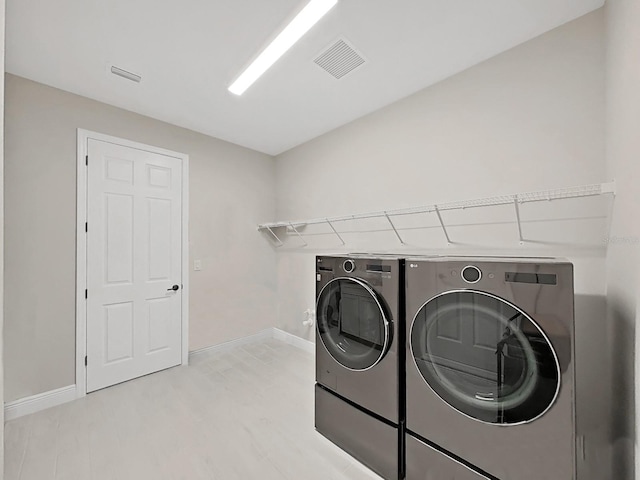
[75,129,190,397]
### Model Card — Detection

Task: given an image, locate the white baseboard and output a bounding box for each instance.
[189,327,314,358]
[271,327,315,354]
[4,385,77,421]
[5,328,314,421]
[189,328,274,358]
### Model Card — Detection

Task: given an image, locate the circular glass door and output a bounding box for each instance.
[317,278,391,371]
[410,290,560,425]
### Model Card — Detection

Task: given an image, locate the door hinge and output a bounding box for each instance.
[85,289,88,299]
[85,356,88,366]
[85,222,88,232]
[85,155,88,166]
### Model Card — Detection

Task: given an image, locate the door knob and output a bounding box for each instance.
[167,284,180,291]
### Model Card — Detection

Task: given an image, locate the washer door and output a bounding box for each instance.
[410,290,560,425]
[317,277,391,371]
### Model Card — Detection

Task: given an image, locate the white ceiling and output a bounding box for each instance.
[6,0,604,155]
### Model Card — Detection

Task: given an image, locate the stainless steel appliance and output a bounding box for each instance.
[315,255,404,480]
[405,257,575,479]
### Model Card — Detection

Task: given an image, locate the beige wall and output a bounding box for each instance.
[276,9,606,337]
[3,74,277,403]
[275,10,611,477]
[604,0,640,478]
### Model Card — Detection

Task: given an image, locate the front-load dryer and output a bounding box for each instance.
[405,257,574,479]
[315,255,404,480]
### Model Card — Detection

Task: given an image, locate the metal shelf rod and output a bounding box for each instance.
[264,226,284,246]
[384,212,405,245]
[513,198,524,243]
[434,206,452,244]
[326,219,345,245]
[288,223,307,246]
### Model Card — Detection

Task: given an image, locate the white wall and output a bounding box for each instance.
[3,74,277,403]
[604,0,640,478]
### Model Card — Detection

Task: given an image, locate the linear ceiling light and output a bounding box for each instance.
[228,0,338,96]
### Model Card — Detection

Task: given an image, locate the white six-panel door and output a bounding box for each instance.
[86,138,183,392]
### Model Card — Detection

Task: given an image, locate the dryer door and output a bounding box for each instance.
[410,290,560,425]
[317,277,391,371]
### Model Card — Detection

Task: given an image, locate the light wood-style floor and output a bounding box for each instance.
[4,338,383,480]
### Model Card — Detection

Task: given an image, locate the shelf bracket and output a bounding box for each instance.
[288,223,308,246]
[384,212,404,245]
[326,219,346,245]
[264,226,284,247]
[434,206,452,244]
[513,197,524,243]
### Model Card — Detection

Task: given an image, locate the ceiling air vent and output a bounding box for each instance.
[314,38,365,79]
[111,65,142,83]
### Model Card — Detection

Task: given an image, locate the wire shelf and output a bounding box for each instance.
[257,181,616,247]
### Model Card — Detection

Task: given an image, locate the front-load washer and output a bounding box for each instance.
[405,257,575,479]
[315,254,404,480]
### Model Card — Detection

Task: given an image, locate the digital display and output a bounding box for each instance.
[366,264,391,273]
[505,272,557,285]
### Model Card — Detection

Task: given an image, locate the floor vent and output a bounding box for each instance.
[314,38,365,79]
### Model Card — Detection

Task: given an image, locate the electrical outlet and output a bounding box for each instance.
[194,259,202,271]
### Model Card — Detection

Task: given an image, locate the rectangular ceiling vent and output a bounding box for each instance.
[111,65,142,83]
[314,38,365,79]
